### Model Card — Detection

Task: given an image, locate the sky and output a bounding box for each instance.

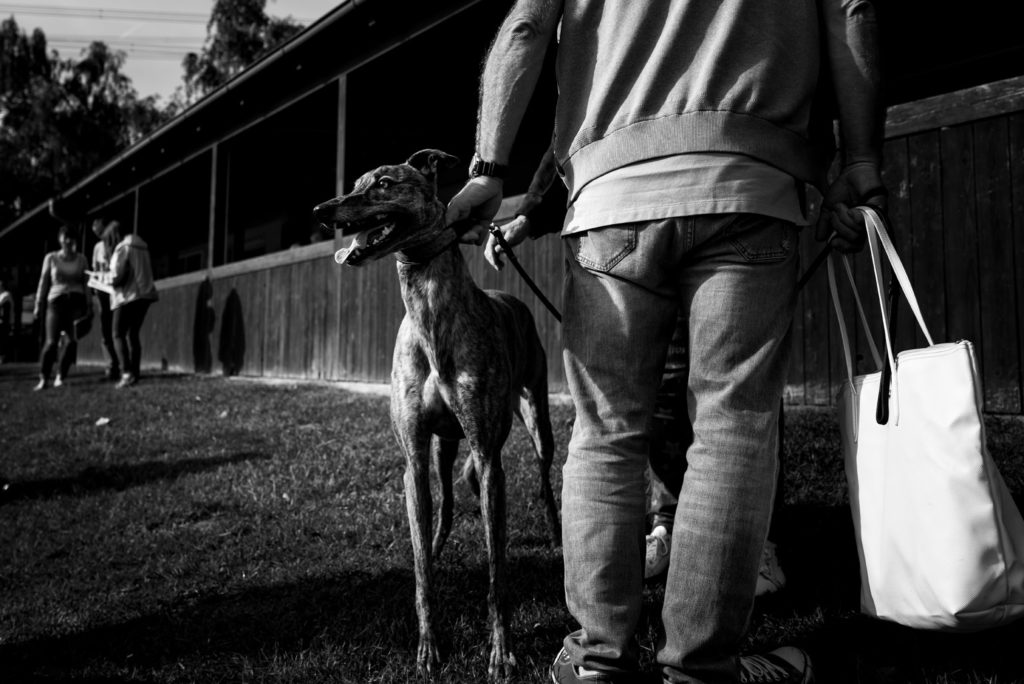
[1,0,343,103]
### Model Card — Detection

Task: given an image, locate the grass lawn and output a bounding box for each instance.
[2,362,1024,683]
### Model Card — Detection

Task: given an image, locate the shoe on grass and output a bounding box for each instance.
[32,376,49,391]
[550,647,632,683]
[739,646,813,683]
[115,373,137,389]
[756,540,786,596]
[645,525,671,578]
[54,375,65,388]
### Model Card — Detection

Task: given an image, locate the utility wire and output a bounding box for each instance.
[0,3,313,24]
[0,4,210,23]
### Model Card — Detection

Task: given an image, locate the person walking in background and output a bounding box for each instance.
[447,0,885,681]
[105,222,158,389]
[33,225,89,390]
[90,219,120,380]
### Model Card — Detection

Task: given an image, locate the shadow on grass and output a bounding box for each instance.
[2,451,269,503]
[0,554,564,681]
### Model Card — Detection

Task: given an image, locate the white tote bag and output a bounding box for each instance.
[829,205,1024,631]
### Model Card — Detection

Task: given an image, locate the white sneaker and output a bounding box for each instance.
[645,525,671,578]
[53,375,65,388]
[756,540,787,596]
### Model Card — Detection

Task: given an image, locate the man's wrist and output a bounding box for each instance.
[469,153,508,180]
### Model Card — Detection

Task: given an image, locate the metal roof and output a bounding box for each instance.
[0,0,482,240]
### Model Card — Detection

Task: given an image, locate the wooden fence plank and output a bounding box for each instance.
[941,125,983,359]
[973,117,1021,413]
[285,259,313,378]
[1011,112,1024,411]
[882,138,917,356]
[908,130,946,346]
[140,283,192,374]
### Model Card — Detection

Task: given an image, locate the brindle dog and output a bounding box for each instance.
[313,149,560,679]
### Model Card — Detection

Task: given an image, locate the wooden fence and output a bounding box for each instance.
[77,77,1024,414]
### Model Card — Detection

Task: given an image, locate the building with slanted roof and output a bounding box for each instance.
[2,0,1024,413]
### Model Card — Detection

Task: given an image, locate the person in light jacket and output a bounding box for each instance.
[106,221,158,388]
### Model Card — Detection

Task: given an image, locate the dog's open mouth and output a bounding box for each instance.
[333,216,398,265]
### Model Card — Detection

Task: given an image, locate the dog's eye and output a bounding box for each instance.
[377,177,394,189]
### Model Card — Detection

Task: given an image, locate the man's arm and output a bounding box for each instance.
[817,0,886,253]
[485,140,559,270]
[446,0,563,243]
[517,141,559,223]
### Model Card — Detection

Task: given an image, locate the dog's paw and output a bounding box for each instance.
[487,634,516,680]
[416,631,441,677]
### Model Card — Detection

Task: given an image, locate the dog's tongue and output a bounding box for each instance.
[334,231,369,264]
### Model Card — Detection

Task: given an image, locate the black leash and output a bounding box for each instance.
[488,214,883,327]
[488,224,562,323]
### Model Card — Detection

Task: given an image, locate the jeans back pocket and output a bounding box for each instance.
[570,225,638,273]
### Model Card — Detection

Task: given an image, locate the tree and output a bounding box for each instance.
[176,0,304,109]
[0,18,167,227]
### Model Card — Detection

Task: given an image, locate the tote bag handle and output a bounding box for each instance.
[828,206,935,423]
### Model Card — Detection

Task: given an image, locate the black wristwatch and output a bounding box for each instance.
[468,154,508,180]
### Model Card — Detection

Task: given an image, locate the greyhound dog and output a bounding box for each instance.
[314,149,560,679]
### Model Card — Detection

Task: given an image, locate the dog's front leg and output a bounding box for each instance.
[431,437,459,560]
[474,446,512,679]
[401,437,440,675]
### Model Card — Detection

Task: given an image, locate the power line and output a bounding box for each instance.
[49,34,203,42]
[48,34,204,46]
[49,40,201,56]
[0,3,314,25]
[0,4,210,24]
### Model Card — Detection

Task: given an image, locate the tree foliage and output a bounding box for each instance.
[0,1,307,227]
[176,0,303,108]
[0,18,167,227]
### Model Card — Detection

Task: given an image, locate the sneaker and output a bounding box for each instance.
[645,525,671,578]
[739,646,813,683]
[32,377,49,391]
[115,373,137,389]
[550,647,624,683]
[53,375,65,388]
[756,540,787,596]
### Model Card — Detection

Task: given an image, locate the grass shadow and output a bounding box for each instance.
[2,451,269,503]
[0,552,567,682]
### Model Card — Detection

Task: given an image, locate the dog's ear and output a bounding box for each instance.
[406,149,460,188]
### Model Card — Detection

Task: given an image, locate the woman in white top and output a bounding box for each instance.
[91,219,121,380]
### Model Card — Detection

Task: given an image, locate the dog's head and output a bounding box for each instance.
[313,149,460,266]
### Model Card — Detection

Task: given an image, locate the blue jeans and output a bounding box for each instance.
[559,214,798,683]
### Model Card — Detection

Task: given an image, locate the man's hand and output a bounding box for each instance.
[446,176,504,245]
[817,161,886,253]
[485,215,533,270]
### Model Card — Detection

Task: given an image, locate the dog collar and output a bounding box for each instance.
[395,227,460,265]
